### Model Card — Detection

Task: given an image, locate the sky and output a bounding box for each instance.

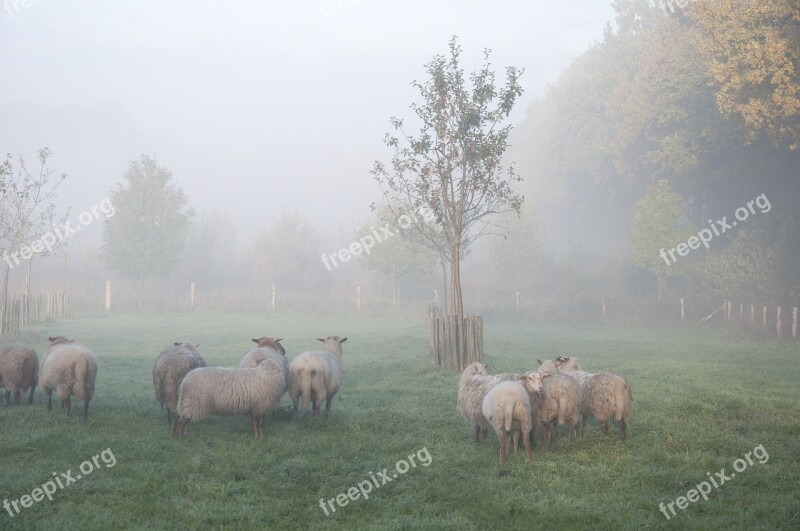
[0,0,618,248]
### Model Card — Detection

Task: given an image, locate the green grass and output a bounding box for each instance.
[1,313,798,530]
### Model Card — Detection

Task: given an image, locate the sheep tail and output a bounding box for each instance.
[503,400,515,433]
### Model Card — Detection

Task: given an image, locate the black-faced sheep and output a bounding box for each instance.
[0,345,38,406]
[173,359,286,438]
[153,342,206,424]
[39,336,97,419]
[288,336,346,419]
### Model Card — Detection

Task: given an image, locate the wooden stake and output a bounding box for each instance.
[792,307,797,339]
[680,297,685,322]
[105,280,111,311]
[777,306,782,337]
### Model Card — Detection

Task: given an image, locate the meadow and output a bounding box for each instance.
[1,312,798,530]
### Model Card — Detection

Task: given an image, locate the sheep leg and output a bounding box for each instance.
[325,397,332,416]
[251,415,260,438]
[580,415,587,438]
[474,425,481,443]
[13,390,21,405]
[482,428,488,440]
[173,416,188,438]
[4,390,9,407]
[619,419,627,440]
[601,421,609,436]
[166,408,172,425]
[523,429,532,462]
[63,397,71,416]
[46,389,53,411]
[499,432,507,464]
[292,399,299,421]
[27,385,35,405]
[83,399,89,420]
[512,432,519,456]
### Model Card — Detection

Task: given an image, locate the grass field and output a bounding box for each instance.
[1,312,798,530]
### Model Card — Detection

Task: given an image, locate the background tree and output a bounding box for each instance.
[691,0,800,149]
[245,213,323,293]
[0,149,65,334]
[372,36,524,317]
[102,154,193,307]
[354,209,437,310]
[486,203,544,301]
[628,179,690,299]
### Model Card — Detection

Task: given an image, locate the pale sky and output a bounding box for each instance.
[0,0,617,245]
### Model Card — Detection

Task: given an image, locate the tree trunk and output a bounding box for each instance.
[450,242,464,318]
[63,250,69,295]
[25,259,32,298]
[439,256,449,313]
[0,263,9,335]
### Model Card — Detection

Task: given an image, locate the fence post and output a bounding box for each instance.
[680,297,685,322]
[356,286,361,311]
[190,282,196,311]
[105,280,111,311]
[750,304,755,325]
[271,285,276,310]
[777,306,782,337]
[516,291,521,312]
[792,307,797,339]
[762,305,767,330]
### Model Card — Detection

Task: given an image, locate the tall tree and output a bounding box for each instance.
[372,36,524,317]
[0,149,65,334]
[102,155,193,306]
[691,0,800,149]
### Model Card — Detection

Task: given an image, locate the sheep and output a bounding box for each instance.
[38,336,97,419]
[238,337,288,389]
[288,336,346,419]
[153,342,206,424]
[457,362,520,442]
[529,363,581,448]
[0,345,38,406]
[554,356,633,440]
[481,379,535,463]
[173,358,286,438]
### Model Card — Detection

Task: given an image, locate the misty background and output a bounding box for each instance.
[2,0,798,324]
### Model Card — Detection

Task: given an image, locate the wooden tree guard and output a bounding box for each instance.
[431,315,484,370]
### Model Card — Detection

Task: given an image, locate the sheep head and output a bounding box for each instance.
[252,337,286,355]
[48,336,73,346]
[520,371,550,394]
[316,336,347,357]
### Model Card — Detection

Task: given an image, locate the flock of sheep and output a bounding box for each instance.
[458,357,633,463]
[2,336,631,461]
[0,335,347,438]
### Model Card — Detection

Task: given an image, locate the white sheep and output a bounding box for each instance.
[482,379,536,463]
[457,362,519,442]
[153,342,206,424]
[0,345,38,406]
[238,337,288,389]
[173,359,285,438]
[39,336,98,419]
[554,356,633,440]
[288,336,346,419]
[531,361,581,448]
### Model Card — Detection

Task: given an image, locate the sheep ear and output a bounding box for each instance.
[252,338,260,344]
[275,338,283,343]
[174,342,181,346]
[48,336,56,342]
[316,338,325,342]
[339,337,347,343]
[537,359,543,365]
[542,373,552,379]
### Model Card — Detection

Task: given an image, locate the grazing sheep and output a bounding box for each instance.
[529,364,581,448]
[173,359,285,438]
[153,342,206,424]
[39,336,97,419]
[554,356,633,440]
[288,336,347,419]
[482,380,533,463]
[457,362,519,442]
[238,337,288,389]
[0,345,38,406]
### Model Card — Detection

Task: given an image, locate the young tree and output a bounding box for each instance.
[102,155,193,307]
[0,149,65,334]
[372,36,524,317]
